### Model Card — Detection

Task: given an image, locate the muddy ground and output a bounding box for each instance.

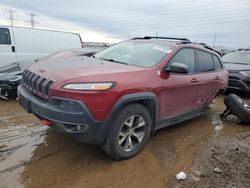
[0,95,249,188]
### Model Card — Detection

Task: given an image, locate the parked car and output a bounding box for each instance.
[0,25,83,67]
[222,49,250,95]
[38,47,106,62]
[0,63,23,99]
[18,36,228,160]
[0,48,104,99]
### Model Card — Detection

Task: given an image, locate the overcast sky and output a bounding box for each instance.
[0,0,250,48]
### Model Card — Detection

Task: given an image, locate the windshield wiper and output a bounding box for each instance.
[98,58,128,65]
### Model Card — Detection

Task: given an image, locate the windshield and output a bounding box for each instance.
[222,51,250,65]
[94,41,173,67]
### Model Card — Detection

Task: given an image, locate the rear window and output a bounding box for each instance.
[213,55,223,70]
[0,28,11,45]
[222,51,250,65]
[197,50,214,72]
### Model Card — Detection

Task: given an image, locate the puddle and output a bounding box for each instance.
[211,113,224,135]
[0,95,249,188]
[0,123,47,187]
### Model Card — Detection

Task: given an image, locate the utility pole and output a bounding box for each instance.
[156,32,158,38]
[5,9,15,26]
[27,13,38,28]
[213,33,217,47]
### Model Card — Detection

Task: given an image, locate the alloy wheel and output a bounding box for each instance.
[118,115,146,152]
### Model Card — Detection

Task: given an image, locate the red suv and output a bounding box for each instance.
[18,37,228,160]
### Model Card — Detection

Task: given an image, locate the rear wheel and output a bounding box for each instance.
[102,103,152,160]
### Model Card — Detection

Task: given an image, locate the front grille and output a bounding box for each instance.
[22,69,55,99]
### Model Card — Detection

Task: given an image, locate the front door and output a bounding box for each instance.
[0,27,16,67]
[159,48,199,119]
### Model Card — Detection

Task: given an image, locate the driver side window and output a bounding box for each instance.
[0,28,11,45]
[168,48,195,74]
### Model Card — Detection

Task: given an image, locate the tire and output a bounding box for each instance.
[224,94,250,124]
[102,103,152,160]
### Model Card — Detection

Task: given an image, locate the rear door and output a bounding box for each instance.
[159,48,199,118]
[0,27,16,67]
[195,50,223,107]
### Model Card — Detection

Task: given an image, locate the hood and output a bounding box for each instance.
[223,63,250,72]
[27,56,145,82]
[0,63,23,79]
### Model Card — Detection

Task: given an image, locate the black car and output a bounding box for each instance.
[0,63,23,99]
[0,48,106,100]
[222,49,250,95]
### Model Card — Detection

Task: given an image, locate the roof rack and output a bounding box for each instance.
[131,36,221,56]
[238,48,250,51]
[132,36,191,43]
[195,43,222,56]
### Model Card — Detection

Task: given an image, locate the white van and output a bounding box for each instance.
[0,25,83,67]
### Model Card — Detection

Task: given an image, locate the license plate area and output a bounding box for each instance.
[20,95,31,113]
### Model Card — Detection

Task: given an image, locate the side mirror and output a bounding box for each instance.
[166,63,189,74]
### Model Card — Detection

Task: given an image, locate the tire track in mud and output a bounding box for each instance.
[0,150,61,174]
[0,113,27,121]
[0,123,50,173]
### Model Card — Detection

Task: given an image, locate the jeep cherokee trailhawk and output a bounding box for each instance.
[18,37,228,160]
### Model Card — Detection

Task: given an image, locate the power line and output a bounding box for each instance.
[5,9,15,26]
[64,11,250,22]
[27,13,39,28]
[58,0,246,18]
[76,19,250,31]
[72,15,250,28]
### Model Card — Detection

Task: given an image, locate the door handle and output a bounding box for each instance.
[11,46,15,53]
[191,78,199,83]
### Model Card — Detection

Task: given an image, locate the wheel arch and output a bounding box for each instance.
[98,92,159,143]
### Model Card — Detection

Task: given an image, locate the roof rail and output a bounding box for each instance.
[131,36,221,56]
[196,43,222,56]
[238,48,250,51]
[132,36,191,43]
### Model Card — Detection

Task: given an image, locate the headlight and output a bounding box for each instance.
[62,82,114,91]
[239,71,250,76]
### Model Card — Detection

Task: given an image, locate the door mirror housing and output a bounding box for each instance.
[166,62,189,74]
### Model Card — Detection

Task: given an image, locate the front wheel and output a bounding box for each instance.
[102,103,152,160]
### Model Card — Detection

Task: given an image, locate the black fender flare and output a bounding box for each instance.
[97,92,158,143]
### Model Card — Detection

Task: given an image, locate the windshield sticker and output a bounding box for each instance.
[153,46,172,53]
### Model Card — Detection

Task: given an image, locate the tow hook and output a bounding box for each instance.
[41,119,52,126]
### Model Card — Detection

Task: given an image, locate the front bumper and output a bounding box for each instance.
[17,85,106,144]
